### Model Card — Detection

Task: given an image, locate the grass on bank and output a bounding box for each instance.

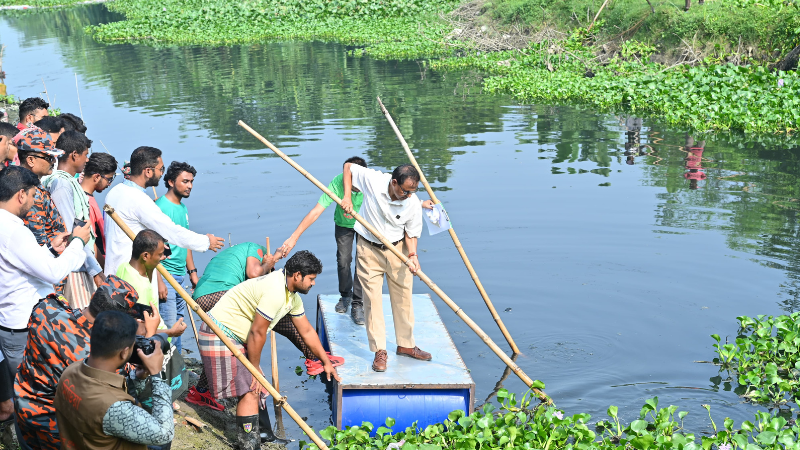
[83,0,800,134]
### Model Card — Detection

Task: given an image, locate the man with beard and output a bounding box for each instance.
[0,166,89,376]
[103,146,225,277]
[16,98,49,131]
[155,161,198,355]
[199,251,340,449]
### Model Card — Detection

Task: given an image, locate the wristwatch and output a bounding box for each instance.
[187,269,197,275]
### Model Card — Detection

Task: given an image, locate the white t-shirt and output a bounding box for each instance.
[350,165,423,244]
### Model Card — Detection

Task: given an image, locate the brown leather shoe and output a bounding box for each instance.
[396,346,432,361]
[372,350,388,372]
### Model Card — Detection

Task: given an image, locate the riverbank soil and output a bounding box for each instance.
[175,358,288,450]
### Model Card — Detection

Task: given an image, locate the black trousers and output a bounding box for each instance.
[334,225,363,305]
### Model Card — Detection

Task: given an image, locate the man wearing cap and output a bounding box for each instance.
[15,127,67,250]
[340,162,431,372]
[15,127,103,293]
[14,276,156,450]
[0,165,90,378]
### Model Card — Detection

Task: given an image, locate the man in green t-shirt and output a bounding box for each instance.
[154,161,199,355]
[280,157,368,325]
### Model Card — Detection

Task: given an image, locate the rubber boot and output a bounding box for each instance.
[259,407,290,444]
[235,415,260,450]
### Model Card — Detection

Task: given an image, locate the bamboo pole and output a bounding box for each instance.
[103,205,330,449]
[377,97,520,354]
[237,120,549,402]
[588,0,611,31]
[267,237,281,407]
[185,287,201,351]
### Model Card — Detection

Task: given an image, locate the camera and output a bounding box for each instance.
[128,333,170,366]
[129,303,153,321]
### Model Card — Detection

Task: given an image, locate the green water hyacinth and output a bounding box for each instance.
[712,313,800,406]
[302,390,800,450]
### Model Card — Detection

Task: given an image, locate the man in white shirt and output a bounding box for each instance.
[341,163,431,372]
[0,166,90,375]
[104,146,225,277]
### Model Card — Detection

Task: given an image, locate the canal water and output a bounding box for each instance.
[2,3,800,441]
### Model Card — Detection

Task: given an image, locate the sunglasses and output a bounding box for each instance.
[102,173,117,184]
[30,153,55,164]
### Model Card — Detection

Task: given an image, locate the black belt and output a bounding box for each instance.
[0,324,29,333]
[361,236,401,250]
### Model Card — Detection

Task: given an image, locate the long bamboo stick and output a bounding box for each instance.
[103,205,330,449]
[267,237,281,407]
[237,120,549,402]
[376,97,520,354]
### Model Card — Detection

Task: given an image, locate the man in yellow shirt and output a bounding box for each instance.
[199,250,340,450]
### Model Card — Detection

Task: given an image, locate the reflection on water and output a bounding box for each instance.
[3,3,800,439]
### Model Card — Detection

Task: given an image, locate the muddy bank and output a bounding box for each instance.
[174,358,290,450]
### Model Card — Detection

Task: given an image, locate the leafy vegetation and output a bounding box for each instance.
[0,0,94,7]
[303,389,800,450]
[431,36,800,133]
[712,313,800,407]
[81,0,800,134]
[85,0,458,60]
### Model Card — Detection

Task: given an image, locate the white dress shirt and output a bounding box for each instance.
[0,209,86,329]
[350,165,423,244]
[103,182,211,276]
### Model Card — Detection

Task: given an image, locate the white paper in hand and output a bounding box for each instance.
[423,203,452,236]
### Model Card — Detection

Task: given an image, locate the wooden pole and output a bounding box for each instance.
[377,97,521,354]
[103,205,330,449]
[588,0,611,31]
[237,120,549,402]
[185,287,201,351]
[267,237,281,407]
[152,186,158,201]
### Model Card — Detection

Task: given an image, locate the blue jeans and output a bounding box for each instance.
[159,274,187,354]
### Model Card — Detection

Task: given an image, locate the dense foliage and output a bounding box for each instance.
[303,390,800,450]
[431,37,800,133]
[712,313,800,406]
[490,0,800,57]
[85,0,458,56]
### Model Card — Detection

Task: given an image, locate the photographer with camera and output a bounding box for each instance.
[55,310,173,450]
[14,275,157,450]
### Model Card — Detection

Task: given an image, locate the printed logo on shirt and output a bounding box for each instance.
[61,377,83,410]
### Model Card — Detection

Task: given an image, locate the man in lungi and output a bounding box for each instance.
[198,250,340,450]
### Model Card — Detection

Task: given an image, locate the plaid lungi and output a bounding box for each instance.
[198,322,253,399]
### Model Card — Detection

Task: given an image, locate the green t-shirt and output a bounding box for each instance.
[116,262,169,335]
[318,173,364,229]
[154,196,189,276]
[193,242,266,300]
